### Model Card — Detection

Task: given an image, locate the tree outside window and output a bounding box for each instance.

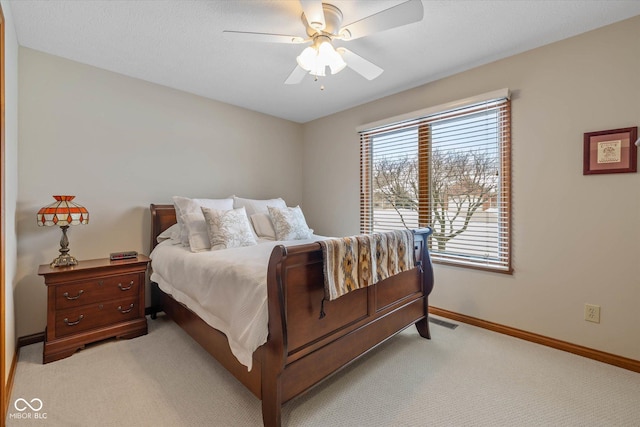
[361,96,511,272]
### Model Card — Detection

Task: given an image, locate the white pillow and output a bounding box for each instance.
[156,223,181,243]
[267,205,313,241]
[250,212,276,240]
[233,196,287,217]
[201,207,257,250]
[172,197,190,246]
[172,196,234,252]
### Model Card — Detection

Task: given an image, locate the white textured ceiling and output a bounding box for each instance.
[9,0,640,123]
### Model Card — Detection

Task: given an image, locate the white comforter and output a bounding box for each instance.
[150,237,324,370]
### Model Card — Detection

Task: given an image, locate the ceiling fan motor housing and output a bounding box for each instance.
[303,3,343,37]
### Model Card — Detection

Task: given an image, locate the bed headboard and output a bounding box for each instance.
[150,204,177,250]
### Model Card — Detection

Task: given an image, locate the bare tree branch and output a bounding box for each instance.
[372,149,498,251]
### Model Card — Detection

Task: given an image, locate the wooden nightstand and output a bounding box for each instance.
[38,255,150,363]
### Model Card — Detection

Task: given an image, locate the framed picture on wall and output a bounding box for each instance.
[583,127,637,175]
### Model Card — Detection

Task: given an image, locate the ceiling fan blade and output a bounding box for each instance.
[284,65,308,85]
[338,48,384,80]
[299,0,326,31]
[222,30,305,44]
[340,0,424,41]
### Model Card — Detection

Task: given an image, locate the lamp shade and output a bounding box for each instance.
[37,195,89,227]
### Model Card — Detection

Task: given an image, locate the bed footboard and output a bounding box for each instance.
[262,228,434,426]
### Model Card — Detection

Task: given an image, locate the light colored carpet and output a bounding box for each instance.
[7,314,640,426]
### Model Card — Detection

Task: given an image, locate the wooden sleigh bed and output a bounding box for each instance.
[149,203,435,426]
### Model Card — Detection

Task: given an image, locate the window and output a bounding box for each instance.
[359,90,512,273]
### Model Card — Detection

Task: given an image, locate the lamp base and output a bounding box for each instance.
[50,225,79,268]
[50,254,78,268]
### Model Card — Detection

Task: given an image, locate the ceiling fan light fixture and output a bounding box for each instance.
[310,64,326,77]
[296,46,326,76]
[297,39,345,76]
[329,59,346,75]
[296,46,317,71]
[321,42,346,74]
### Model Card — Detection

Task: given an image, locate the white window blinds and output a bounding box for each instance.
[360,91,512,273]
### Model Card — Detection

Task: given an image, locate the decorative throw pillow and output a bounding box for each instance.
[172,196,234,252]
[201,206,257,250]
[268,206,313,241]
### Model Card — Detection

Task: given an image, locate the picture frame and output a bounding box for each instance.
[583,127,637,175]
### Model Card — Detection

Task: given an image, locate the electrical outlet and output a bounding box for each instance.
[584,304,600,323]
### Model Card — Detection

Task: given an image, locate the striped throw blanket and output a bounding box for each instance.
[319,229,415,302]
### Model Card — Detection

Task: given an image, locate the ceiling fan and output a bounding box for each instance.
[223,0,424,84]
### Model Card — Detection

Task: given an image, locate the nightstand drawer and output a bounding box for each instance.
[55,296,140,338]
[55,273,140,310]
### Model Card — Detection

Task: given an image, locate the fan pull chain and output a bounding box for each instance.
[313,76,325,91]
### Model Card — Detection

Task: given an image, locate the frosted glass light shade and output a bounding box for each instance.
[296,39,346,77]
[328,50,346,74]
[296,46,317,71]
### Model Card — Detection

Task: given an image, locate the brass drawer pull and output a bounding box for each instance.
[63,290,84,300]
[118,304,134,314]
[118,281,134,291]
[64,315,84,326]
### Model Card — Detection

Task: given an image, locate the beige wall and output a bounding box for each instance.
[16,48,303,337]
[3,0,18,385]
[302,16,640,360]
